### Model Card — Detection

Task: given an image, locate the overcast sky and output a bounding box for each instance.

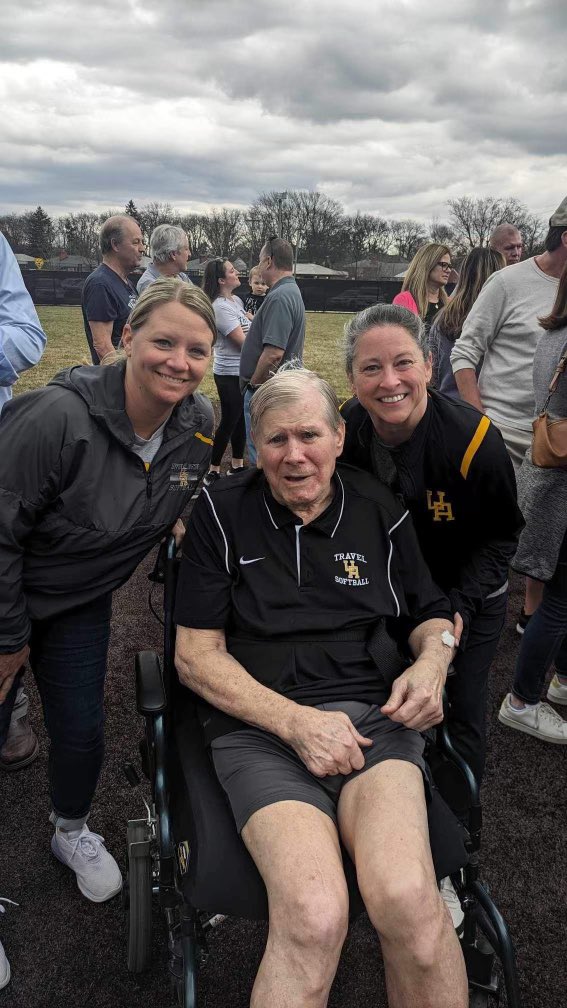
[1,0,565,223]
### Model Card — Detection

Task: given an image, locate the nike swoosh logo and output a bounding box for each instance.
[239,556,265,565]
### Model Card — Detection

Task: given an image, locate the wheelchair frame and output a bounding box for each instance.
[125,535,523,1008]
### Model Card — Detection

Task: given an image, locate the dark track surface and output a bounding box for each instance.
[1,557,565,1007]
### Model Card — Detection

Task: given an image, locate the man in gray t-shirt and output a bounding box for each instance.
[240,237,306,462]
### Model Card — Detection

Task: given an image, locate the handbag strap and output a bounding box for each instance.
[541,350,567,414]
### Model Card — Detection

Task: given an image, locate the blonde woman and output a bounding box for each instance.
[393,243,452,331]
[0,279,215,906]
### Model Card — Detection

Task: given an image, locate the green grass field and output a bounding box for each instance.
[14,307,354,402]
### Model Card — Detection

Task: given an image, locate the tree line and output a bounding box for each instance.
[0,193,546,267]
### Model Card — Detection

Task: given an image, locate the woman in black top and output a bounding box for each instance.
[340,303,523,786]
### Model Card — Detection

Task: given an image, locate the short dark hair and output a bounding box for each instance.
[544,226,567,253]
[262,236,293,271]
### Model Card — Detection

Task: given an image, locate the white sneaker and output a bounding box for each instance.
[498,694,567,744]
[547,674,567,706]
[51,825,123,902]
[439,876,464,936]
[0,898,18,990]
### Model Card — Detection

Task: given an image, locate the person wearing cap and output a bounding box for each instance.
[451,197,567,634]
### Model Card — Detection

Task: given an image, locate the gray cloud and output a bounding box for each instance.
[0,0,565,220]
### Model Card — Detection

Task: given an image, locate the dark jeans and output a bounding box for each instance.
[0,594,112,829]
[513,533,567,704]
[211,374,246,466]
[446,589,508,785]
[243,386,257,465]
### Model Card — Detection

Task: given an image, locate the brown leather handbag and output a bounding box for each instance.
[532,350,567,468]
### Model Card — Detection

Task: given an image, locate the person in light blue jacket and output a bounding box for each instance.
[0,232,47,414]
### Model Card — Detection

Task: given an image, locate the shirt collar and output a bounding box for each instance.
[261,471,345,537]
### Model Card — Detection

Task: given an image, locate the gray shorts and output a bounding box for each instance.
[211,701,426,833]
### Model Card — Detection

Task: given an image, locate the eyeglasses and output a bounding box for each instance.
[436,261,452,271]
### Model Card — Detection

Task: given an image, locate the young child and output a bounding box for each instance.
[244,266,268,319]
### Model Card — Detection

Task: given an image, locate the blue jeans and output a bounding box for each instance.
[243,386,257,466]
[0,594,112,829]
[513,534,567,705]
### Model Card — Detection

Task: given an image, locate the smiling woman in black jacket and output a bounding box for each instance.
[0,279,214,903]
[340,303,523,787]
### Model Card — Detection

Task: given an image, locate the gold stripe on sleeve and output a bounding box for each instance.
[195,431,214,446]
[460,415,491,479]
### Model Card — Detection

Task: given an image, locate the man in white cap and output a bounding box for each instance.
[451,196,567,632]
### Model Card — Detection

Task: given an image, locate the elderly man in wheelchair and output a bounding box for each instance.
[173,367,469,1008]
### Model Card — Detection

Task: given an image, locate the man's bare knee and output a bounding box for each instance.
[271,883,349,955]
[362,861,442,957]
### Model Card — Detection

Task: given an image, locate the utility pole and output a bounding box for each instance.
[275,191,288,238]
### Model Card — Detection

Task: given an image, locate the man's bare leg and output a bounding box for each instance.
[339,759,468,1008]
[242,800,349,1008]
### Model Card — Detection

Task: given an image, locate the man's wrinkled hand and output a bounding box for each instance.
[0,645,29,703]
[381,659,446,732]
[287,706,373,777]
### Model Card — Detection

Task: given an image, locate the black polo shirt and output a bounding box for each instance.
[175,463,451,741]
[81,264,138,363]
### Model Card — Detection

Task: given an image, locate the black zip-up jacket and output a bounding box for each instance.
[0,361,213,651]
[340,390,524,644]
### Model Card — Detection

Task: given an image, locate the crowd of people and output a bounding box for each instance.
[1,194,567,1003]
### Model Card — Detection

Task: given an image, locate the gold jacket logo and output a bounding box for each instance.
[169,463,199,490]
[426,490,454,522]
[333,552,369,587]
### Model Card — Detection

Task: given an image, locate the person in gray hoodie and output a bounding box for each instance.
[0,279,214,906]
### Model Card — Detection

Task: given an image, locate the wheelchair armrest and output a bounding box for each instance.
[135,650,167,716]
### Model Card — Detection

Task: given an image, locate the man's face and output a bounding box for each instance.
[494,230,523,265]
[172,240,190,272]
[255,389,345,516]
[114,220,145,271]
[258,244,275,286]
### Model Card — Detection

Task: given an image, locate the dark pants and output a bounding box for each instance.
[513,533,567,704]
[0,594,112,829]
[446,590,508,785]
[211,374,246,466]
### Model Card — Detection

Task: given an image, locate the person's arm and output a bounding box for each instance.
[450,271,505,409]
[174,492,373,777]
[0,235,47,390]
[446,422,523,636]
[89,320,116,362]
[226,325,247,348]
[380,617,456,731]
[249,344,284,385]
[0,390,70,686]
[176,626,373,777]
[454,368,484,411]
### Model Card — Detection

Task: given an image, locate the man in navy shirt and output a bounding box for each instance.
[81,215,144,363]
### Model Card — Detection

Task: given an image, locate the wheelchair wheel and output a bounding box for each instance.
[126,819,153,972]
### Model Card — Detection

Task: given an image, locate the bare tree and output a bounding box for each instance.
[0,213,28,251]
[202,208,245,258]
[55,212,101,262]
[446,196,539,250]
[389,218,427,260]
[429,218,456,247]
[174,213,210,258]
[139,202,174,242]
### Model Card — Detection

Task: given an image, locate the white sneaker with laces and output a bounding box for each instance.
[51,825,123,902]
[0,898,18,989]
[547,673,567,706]
[498,694,567,744]
[439,876,464,936]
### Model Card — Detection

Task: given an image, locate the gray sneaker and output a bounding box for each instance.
[498,694,567,744]
[0,898,18,990]
[51,825,122,902]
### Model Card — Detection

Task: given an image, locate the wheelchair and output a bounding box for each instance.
[124,536,523,1008]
